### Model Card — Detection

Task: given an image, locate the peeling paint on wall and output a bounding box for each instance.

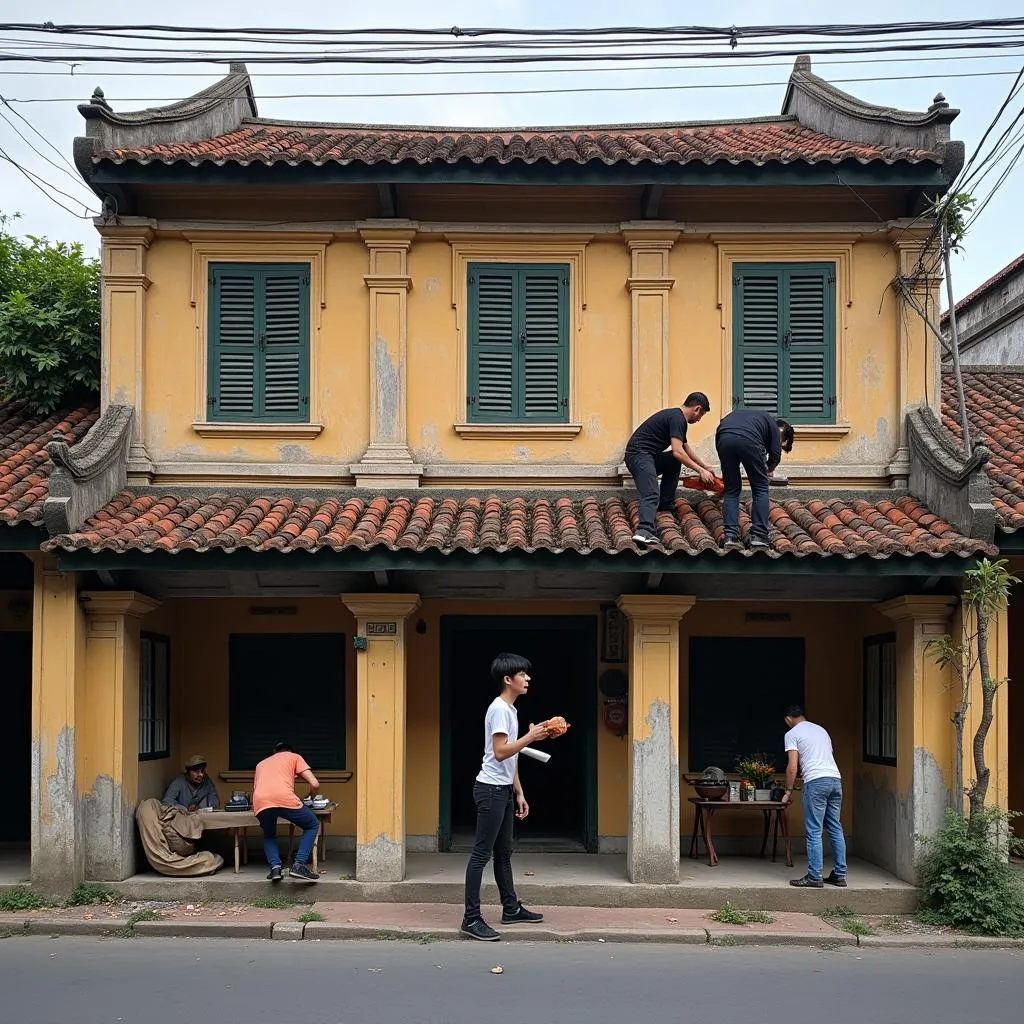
[82,774,135,881]
[277,444,310,464]
[357,832,404,882]
[628,699,679,883]
[32,725,79,893]
[375,339,400,442]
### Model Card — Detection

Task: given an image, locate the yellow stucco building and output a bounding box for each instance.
[1,57,1020,897]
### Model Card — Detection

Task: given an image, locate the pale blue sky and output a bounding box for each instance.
[1,0,1021,299]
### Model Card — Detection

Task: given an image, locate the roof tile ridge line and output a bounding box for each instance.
[783,54,959,128]
[945,364,1024,376]
[240,114,802,133]
[78,63,256,127]
[941,251,1024,321]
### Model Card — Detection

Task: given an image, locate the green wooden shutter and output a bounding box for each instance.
[208,263,310,422]
[733,263,836,424]
[209,266,258,419]
[468,266,516,420]
[520,266,569,421]
[467,263,569,424]
[733,268,782,413]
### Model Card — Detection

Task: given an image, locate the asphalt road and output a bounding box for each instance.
[1,937,1020,1024]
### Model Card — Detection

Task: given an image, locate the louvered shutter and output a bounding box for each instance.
[733,263,836,424]
[784,267,835,424]
[208,263,310,423]
[733,269,782,413]
[467,263,569,423]
[520,268,568,420]
[209,267,258,418]
[469,268,516,419]
[262,268,309,420]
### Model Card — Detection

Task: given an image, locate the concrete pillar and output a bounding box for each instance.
[351,226,423,488]
[30,557,85,895]
[79,591,160,881]
[616,594,696,883]
[341,593,421,881]
[98,225,154,479]
[622,226,680,431]
[877,595,957,881]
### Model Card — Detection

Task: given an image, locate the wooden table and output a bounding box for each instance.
[199,804,337,874]
[687,797,792,868]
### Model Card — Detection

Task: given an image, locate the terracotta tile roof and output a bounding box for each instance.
[943,369,1024,533]
[942,251,1024,323]
[42,490,992,560]
[95,116,942,169]
[0,397,100,527]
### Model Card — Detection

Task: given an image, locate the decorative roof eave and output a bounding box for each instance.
[74,63,257,182]
[782,55,963,182]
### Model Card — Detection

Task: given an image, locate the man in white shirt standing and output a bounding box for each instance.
[461,653,550,941]
[780,704,848,888]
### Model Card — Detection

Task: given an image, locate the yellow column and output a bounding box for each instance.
[622,227,680,430]
[877,595,957,881]
[617,594,696,883]
[341,593,421,881]
[30,557,85,894]
[352,227,423,488]
[79,591,160,880]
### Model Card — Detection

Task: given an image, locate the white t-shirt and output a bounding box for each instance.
[784,721,841,784]
[476,696,519,786]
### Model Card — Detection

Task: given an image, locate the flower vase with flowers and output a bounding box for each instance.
[735,755,777,801]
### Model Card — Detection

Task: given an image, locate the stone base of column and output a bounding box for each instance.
[83,780,136,881]
[351,444,423,489]
[887,446,911,487]
[356,835,406,883]
[127,441,155,483]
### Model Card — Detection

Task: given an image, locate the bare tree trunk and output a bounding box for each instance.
[952,707,965,813]
[942,225,972,458]
[969,607,993,827]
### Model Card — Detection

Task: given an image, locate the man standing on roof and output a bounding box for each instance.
[624,393,715,547]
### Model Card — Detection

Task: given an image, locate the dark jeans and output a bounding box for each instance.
[624,450,681,533]
[463,782,518,923]
[257,805,319,868]
[716,433,770,542]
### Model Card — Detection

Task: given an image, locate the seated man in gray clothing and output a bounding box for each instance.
[163,754,220,812]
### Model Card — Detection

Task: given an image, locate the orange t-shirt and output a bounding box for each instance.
[252,751,311,815]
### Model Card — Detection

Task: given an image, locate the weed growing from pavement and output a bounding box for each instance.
[251,896,295,909]
[0,887,47,912]
[820,904,856,920]
[710,902,774,925]
[375,932,399,941]
[819,940,842,952]
[297,910,325,923]
[710,936,737,946]
[417,933,434,944]
[840,918,876,937]
[66,883,116,907]
[127,909,162,925]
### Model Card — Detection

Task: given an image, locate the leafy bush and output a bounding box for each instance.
[65,883,116,907]
[917,808,1024,937]
[0,213,100,413]
[0,887,47,911]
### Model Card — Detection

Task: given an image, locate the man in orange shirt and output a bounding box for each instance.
[252,741,321,882]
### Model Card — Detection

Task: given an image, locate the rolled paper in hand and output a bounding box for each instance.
[542,716,570,737]
[521,746,551,763]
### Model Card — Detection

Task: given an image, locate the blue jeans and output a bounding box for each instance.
[802,777,847,881]
[257,806,319,868]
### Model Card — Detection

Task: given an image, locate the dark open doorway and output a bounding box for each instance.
[0,631,32,842]
[440,615,597,853]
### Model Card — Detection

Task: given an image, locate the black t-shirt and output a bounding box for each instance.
[625,407,688,456]
[716,408,782,471]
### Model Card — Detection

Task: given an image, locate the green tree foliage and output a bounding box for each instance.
[0,213,100,413]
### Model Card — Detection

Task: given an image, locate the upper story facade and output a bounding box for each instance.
[74,58,963,492]
[942,252,1024,367]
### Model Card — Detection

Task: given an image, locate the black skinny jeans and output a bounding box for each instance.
[463,781,519,923]
[624,450,682,533]
[716,432,771,542]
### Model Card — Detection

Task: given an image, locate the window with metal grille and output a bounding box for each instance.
[228,634,346,771]
[466,263,569,423]
[139,633,170,761]
[732,263,837,425]
[863,633,897,765]
[207,263,310,422]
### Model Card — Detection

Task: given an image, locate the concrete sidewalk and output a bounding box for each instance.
[2,900,1022,948]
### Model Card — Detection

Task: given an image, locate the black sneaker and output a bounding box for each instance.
[789,874,824,888]
[289,863,319,881]
[632,529,658,546]
[267,864,283,883]
[723,538,743,552]
[461,918,500,941]
[749,537,771,551]
[501,904,544,924]
[825,871,848,888]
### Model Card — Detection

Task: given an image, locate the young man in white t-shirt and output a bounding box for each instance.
[781,704,848,889]
[461,653,551,941]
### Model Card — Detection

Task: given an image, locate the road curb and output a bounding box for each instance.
[133,920,274,939]
[272,922,306,941]
[857,934,1024,949]
[24,918,129,937]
